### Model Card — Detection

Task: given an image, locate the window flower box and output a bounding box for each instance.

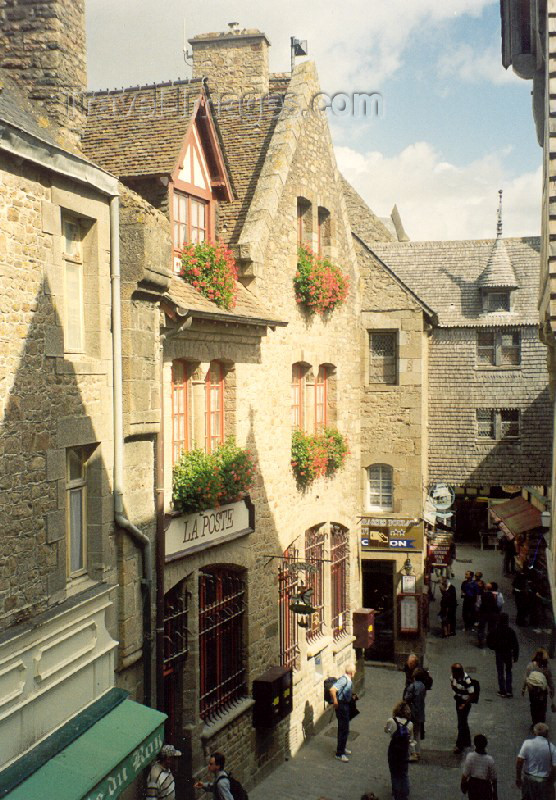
[179,241,238,310]
[291,428,349,488]
[293,245,349,315]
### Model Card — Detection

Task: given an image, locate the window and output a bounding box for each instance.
[163,579,189,742]
[476,409,520,439]
[172,361,190,463]
[292,364,305,429]
[297,198,312,246]
[63,217,84,352]
[205,362,224,453]
[367,464,393,510]
[305,526,325,641]
[485,292,511,313]
[66,447,87,577]
[279,546,300,671]
[315,366,328,431]
[369,331,397,385]
[173,191,208,272]
[330,524,349,639]
[477,330,521,366]
[199,568,246,721]
[317,207,331,255]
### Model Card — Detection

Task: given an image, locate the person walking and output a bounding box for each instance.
[522,649,555,726]
[477,583,500,648]
[502,534,516,575]
[403,653,419,688]
[461,734,497,800]
[403,666,427,761]
[146,744,181,800]
[513,570,531,626]
[440,577,457,637]
[194,752,234,800]
[515,722,556,799]
[461,571,479,631]
[487,612,519,697]
[450,662,475,754]
[330,662,356,762]
[385,701,414,800]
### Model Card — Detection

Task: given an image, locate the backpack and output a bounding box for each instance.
[324,676,338,704]
[526,670,548,692]
[216,773,248,800]
[388,720,410,763]
[469,677,480,704]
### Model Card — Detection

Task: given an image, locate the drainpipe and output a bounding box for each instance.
[155,316,192,712]
[110,195,153,706]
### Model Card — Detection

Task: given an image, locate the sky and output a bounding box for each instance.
[86,0,541,241]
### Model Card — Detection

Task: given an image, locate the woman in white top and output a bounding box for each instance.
[461,733,497,800]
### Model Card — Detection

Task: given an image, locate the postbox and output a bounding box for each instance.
[352,608,375,649]
[252,665,293,728]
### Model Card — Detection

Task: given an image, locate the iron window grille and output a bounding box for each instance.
[199,568,246,721]
[279,547,301,671]
[163,579,189,743]
[305,526,326,642]
[476,408,520,439]
[330,524,349,640]
[369,331,398,385]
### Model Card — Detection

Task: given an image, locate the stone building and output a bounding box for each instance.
[82,26,362,796]
[0,0,167,794]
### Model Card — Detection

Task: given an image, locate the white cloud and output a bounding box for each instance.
[437,42,519,85]
[336,141,541,240]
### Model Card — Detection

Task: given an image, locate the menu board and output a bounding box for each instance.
[399,594,419,633]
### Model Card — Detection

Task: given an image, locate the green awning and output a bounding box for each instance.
[1,690,167,800]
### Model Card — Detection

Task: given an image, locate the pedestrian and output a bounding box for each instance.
[194,752,234,800]
[522,649,555,726]
[503,535,516,575]
[385,700,414,800]
[403,666,427,761]
[477,583,500,648]
[490,581,504,611]
[146,744,181,800]
[461,571,479,631]
[450,662,475,754]
[440,577,457,637]
[329,662,356,762]
[403,653,419,688]
[515,722,556,799]
[461,734,497,800]
[487,612,519,697]
[513,570,531,626]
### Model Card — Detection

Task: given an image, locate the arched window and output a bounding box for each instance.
[367,464,393,511]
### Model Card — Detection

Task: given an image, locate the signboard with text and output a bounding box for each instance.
[165,498,254,561]
[360,516,424,552]
[427,532,453,566]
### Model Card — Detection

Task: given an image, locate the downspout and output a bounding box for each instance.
[110,195,153,706]
[155,315,192,712]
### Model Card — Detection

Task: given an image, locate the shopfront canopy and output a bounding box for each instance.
[489,496,542,537]
[0,689,166,800]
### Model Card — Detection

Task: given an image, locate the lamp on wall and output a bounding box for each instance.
[403,557,414,576]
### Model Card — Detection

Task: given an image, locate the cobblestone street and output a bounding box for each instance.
[250,544,553,800]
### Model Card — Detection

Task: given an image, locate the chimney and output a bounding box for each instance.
[0,0,87,150]
[189,26,270,97]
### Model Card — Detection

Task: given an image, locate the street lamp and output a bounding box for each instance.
[403,557,414,575]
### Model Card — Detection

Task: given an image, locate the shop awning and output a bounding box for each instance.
[489,496,542,537]
[0,689,167,800]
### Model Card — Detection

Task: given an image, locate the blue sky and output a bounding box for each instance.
[87,0,541,240]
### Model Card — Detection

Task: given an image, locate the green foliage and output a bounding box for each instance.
[172,438,255,513]
[179,241,238,310]
[293,245,350,314]
[291,428,349,488]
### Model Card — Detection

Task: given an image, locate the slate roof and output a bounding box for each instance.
[369,237,540,327]
[478,237,518,289]
[340,176,396,243]
[0,71,62,149]
[165,274,286,327]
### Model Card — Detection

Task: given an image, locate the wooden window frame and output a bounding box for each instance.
[315,366,328,431]
[367,463,393,511]
[476,408,520,440]
[485,291,511,313]
[171,361,191,464]
[66,447,87,578]
[477,329,521,367]
[205,362,224,453]
[292,364,305,430]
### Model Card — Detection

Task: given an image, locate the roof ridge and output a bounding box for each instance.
[86,78,203,97]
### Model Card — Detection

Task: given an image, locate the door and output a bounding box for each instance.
[362,559,395,662]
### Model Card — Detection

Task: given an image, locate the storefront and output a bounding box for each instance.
[359,515,427,665]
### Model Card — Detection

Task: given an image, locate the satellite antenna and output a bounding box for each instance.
[290,36,308,73]
[183,19,192,68]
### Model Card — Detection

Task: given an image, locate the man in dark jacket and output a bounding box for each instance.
[477,583,500,647]
[461,571,478,631]
[488,612,519,697]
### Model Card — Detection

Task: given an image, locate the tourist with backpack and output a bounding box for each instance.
[329,662,357,763]
[450,662,475,754]
[385,701,414,800]
[522,648,555,726]
[403,667,427,761]
[195,752,247,800]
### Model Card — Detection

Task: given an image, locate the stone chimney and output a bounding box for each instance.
[189,25,270,97]
[0,0,87,150]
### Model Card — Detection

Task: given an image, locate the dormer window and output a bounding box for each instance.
[484,291,511,313]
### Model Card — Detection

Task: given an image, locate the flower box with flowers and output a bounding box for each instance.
[179,241,238,310]
[291,428,349,488]
[293,245,349,315]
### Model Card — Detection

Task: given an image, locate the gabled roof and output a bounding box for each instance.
[340,176,396,243]
[369,237,540,327]
[478,237,519,290]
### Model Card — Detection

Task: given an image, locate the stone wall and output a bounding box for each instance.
[190,29,270,97]
[429,326,552,485]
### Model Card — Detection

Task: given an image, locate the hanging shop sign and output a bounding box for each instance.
[428,484,455,512]
[427,532,453,566]
[165,498,254,561]
[360,517,424,551]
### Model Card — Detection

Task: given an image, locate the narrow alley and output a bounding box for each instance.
[249,544,553,800]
